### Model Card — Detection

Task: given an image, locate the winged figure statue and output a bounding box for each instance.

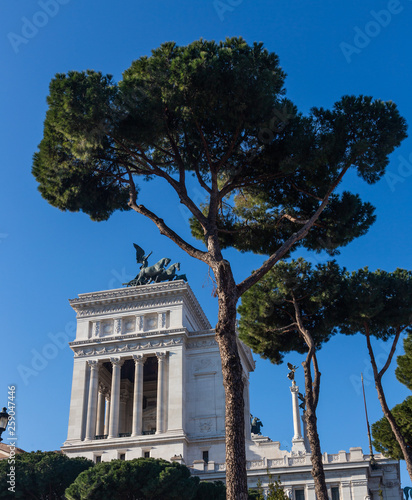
[287,362,298,383]
[133,243,152,269]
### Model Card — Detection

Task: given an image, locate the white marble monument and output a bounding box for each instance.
[61,281,402,499]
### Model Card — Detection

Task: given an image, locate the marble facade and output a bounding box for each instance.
[61,281,402,499]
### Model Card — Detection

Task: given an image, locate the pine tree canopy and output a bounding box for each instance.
[32,37,407,257]
[238,258,345,364]
[396,332,412,390]
[372,396,412,461]
[338,268,412,340]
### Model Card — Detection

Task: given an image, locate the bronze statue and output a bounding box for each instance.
[287,362,298,384]
[152,262,180,282]
[250,415,263,435]
[123,244,188,286]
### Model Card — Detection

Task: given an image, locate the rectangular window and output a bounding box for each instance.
[95,455,102,463]
[119,453,126,461]
[202,451,209,464]
[144,451,150,458]
[295,489,305,500]
[331,487,340,500]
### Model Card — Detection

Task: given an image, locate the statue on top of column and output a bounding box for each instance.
[287,362,298,385]
[123,243,188,286]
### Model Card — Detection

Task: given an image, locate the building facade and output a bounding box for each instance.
[61,281,402,499]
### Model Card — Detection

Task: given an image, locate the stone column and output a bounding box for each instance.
[104,393,111,436]
[290,383,302,439]
[85,360,100,441]
[290,382,306,454]
[156,352,167,434]
[108,357,123,439]
[95,384,106,436]
[132,354,145,437]
[120,390,129,434]
[65,359,88,443]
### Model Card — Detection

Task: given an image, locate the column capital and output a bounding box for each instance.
[133,354,145,365]
[110,357,124,367]
[98,383,108,395]
[156,351,167,361]
[88,360,100,370]
[290,384,299,394]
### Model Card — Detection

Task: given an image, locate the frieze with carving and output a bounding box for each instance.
[187,340,218,349]
[70,328,188,347]
[200,421,212,433]
[73,337,183,357]
[194,358,217,372]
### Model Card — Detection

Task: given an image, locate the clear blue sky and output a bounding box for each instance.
[1,0,411,485]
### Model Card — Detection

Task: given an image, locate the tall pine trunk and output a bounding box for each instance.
[365,332,412,480]
[373,376,412,480]
[294,297,329,500]
[213,258,248,500]
[302,357,329,500]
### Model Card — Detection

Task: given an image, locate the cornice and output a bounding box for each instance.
[69,281,211,330]
[62,432,189,451]
[69,328,188,347]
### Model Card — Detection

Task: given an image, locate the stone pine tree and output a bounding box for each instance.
[238,259,345,500]
[32,38,407,500]
[0,451,93,500]
[65,458,199,500]
[372,332,412,464]
[339,268,412,480]
[372,396,412,462]
[396,331,412,391]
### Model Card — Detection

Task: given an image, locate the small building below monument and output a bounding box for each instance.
[61,281,402,500]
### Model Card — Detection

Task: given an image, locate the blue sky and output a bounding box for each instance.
[1,0,411,486]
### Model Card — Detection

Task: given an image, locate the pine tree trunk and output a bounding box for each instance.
[302,357,329,500]
[373,375,412,480]
[365,331,412,480]
[293,297,329,500]
[213,258,248,500]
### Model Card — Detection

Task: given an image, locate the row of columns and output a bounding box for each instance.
[84,352,168,441]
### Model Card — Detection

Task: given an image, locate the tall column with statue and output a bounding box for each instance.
[287,363,307,454]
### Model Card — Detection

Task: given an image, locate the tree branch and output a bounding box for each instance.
[215,123,242,172]
[378,326,405,380]
[291,183,323,202]
[113,136,209,228]
[128,202,208,263]
[236,161,352,297]
[194,163,212,194]
[194,119,213,170]
[277,213,326,229]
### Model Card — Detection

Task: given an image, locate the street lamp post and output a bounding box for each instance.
[0,407,10,442]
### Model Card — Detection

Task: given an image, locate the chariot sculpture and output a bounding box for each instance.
[123,243,188,287]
